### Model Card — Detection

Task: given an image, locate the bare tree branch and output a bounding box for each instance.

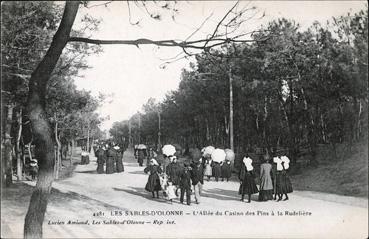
[204,1,239,47]
[68,36,257,50]
[126,1,141,26]
[85,1,113,9]
[185,12,214,41]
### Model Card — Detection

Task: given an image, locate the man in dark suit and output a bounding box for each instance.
[179,163,192,205]
[190,160,203,204]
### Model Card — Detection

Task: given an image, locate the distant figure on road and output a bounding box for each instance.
[239,155,259,203]
[96,146,106,174]
[29,158,38,180]
[221,159,232,182]
[258,156,274,201]
[137,149,147,167]
[105,145,116,174]
[81,151,90,165]
[114,145,124,173]
[144,159,162,198]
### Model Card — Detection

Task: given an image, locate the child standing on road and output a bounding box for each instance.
[166,181,177,204]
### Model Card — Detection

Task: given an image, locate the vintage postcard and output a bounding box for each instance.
[1,1,368,238]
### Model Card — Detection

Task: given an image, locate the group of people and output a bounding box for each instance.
[144,155,204,205]
[94,143,125,174]
[238,154,293,203]
[203,157,232,182]
[143,150,293,205]
[134,146,157,167]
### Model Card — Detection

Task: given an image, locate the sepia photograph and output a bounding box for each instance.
[1,1,368,238]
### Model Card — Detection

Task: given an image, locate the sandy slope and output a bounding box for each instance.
[1,150,368,238]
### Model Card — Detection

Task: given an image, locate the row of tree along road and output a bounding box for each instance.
[1,1,367,239]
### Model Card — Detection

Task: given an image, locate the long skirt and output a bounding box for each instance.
[276,173,293,194]
[106,157,115,174]
[81,155,90,165]
[145,174,162,192]
[221,164,232,179]
[97,163,104,174]
[115,158,124,173]
[258,190,274,201]
[213,163,221,179]
[138,156,144,166]
[204,165,212,177]
[239,175,259,195]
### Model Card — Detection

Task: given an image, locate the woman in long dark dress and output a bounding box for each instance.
[221,159,232,182]
[166,156,181,186]
[258,156,274,201]
[114,146,124,173]
[96,147,106,174]
[212,161,221,182]
[239,156,259,203]
[106,146,115,174]
[275,155,293,201]
[144,159,162,198]
[137,149,147,167]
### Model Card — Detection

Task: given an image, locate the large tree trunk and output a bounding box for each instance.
[24,2,80,238]
[16,108,23,181]
[3,104,14,187]
[54,116,61,180]
[86,120,90,152]
[70,139,75,166]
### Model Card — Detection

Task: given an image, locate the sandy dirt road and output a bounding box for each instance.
[1,150,367,238]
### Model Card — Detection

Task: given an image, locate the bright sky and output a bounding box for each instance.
[73,1,367,131]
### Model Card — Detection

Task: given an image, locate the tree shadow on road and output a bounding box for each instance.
[202,188,259,202]
[77,170,98,174]
[49,187,128,211]
[1,182,128,219]
[128,170,146,175]
[113,186,174,204]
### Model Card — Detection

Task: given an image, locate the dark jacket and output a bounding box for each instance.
[166,162,182,185]
[190,163,204,185]
[144,165,162,192]
[179,167,192,189]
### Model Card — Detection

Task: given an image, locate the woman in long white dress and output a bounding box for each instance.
[204,158,212,181]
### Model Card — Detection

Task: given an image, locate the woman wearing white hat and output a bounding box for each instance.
[144,158,163,198]
[275,155,293,201]
[238,154,259,203]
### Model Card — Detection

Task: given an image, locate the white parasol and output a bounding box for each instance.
[137,144,147,150]
[162,144,176,156]
[211,148,226,163]
[224,149,235,162]
[203,146,215,157]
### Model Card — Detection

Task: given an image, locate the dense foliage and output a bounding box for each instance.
[112,9,368,164]
[1,2,104,182]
